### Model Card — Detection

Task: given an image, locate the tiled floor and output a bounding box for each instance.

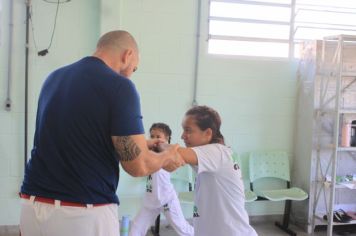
[146,222,356,236]
[1,222,356,236]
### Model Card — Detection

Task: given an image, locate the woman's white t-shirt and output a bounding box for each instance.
[191,143,258,236]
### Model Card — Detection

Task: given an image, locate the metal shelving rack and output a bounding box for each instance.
[311,35,356,236]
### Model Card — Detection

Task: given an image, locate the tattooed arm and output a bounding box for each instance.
[112,134,184,177]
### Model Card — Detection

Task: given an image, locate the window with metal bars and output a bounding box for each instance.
[208,0,356,59]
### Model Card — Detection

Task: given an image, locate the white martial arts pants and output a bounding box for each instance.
[20,198,120,236]
[129,194,193,236]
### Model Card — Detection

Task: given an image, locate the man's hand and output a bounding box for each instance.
[147,138,165,151]
[161,144,185,172]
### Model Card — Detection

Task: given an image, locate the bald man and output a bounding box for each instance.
[19,30,184,236]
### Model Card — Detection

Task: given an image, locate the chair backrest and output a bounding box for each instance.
[249,151,291,183]
[170,165,195,191]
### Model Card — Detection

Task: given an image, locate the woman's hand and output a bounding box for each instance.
[161,144,185,172]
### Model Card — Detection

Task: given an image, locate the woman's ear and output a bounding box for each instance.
[205,128,213,142]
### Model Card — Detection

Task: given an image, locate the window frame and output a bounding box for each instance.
[208,0,356,59]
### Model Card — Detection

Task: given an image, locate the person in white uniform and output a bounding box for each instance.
[129,123,194,236]
[159,106,258,236]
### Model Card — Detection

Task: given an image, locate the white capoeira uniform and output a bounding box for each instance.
[191,144,258,236]
[129,169,193,236]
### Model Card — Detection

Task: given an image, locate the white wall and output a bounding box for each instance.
[0,0,100,225]
[117,0,299,217]
[0,0,299,225]
[0,0,26,225]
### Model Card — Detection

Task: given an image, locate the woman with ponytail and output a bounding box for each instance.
[160,106,257,236]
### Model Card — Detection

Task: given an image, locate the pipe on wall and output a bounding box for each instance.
[25,0,31,166]
[192,0,202,106]
[5,0,14,111]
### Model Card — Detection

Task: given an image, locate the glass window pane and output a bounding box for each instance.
[294,0,356,43]
[297,0,356,9]
[210,2,290,22]
[208,39,289,57]
[236,0,291,4]
[295,9,356,25]
[247,0,291,4]
[210,20,290,39]
[294,27,356,41]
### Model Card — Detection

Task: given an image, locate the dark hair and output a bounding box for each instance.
[185,105,225,145]
[149,123,172,144]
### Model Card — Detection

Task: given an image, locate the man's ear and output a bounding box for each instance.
[121,49,133,66]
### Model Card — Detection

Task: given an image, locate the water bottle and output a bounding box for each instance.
[120,215,130,236]
[351,123,356,147]
[341,122,351,147]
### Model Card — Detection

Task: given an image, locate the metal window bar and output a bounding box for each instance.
[295,7,356,15]
[295,21,356,30]
[288,0,296,58]
[209,16,290,25]
[211,0,291,8]
[209,34,290,43]
[293,26,356,41]
[296,3,356,11]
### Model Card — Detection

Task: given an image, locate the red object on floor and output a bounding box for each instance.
[347,211,356,220]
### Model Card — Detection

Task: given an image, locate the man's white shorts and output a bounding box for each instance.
[20,197,120,236]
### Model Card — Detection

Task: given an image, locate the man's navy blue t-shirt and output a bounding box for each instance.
[20,57,144,204]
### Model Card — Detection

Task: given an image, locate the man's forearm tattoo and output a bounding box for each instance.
[114,136,141,162]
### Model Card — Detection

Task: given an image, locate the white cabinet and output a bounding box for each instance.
[293,35,356,235]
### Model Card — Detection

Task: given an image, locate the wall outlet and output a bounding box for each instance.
[5,99,11,111]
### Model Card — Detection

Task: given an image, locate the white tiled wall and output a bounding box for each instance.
[0,0,299,225]
[0,0,26,225]
[0,0,100,225]
[118,0,299,218]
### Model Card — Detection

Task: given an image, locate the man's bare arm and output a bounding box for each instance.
[112,136,141,161]
[112,134,184,177]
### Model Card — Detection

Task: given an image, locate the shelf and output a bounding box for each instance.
[338,182,356,190]
[315,109,356,115]
[324,34,356,41]
[323,181,356,190]
[315,145,356,151]
[303,36,356,236]
[315,213,356,226]
[314,215,329,227]
[317,71,356,77]
[341,72,356,77]
[337,147,356,152]
[339,109,356,114]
